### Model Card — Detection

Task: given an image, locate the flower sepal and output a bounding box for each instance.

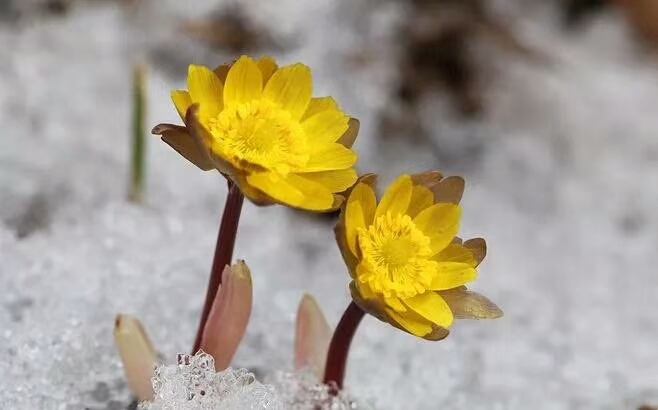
[439,286,503,320]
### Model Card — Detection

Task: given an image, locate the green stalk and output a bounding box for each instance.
[129,61,148,203]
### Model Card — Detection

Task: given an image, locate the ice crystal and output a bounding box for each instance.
[139,353,373,410]
[140,352,282,410]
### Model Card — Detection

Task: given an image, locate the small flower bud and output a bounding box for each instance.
[200,260,253,370]
[114,314,157,402]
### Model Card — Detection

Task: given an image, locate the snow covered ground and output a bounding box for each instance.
[2,0,658,408]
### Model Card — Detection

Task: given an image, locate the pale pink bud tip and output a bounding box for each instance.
[200,260,253,370]
[294,294,332,380]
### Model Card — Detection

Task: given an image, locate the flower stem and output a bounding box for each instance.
[192,182,244,353]
[323,301,365,392]
[128,61,148,204]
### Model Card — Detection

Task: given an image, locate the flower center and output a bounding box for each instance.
[357,212,437,299]
[207,100,309,175]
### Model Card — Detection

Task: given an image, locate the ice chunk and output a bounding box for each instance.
[140,353,373,410]
[141,352,283,410]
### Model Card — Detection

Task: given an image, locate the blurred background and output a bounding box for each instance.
[1,0,658,408]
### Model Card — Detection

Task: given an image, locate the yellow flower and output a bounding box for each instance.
[335,172,502,340]
[152,56,360,211]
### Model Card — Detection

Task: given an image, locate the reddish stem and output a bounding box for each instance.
[323,301,365,391]
[192,183,244,353]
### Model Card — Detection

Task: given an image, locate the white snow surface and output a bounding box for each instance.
[2,0,658,409]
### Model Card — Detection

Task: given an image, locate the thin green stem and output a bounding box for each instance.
[192,183,244,353]
[129,61,148,204]
[323,301,365,392]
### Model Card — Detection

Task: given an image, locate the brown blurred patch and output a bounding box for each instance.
[562,0,610,28]
[181,5,278,54]
[397,0,483,117]
[562,0,658,47]
[613,0,658,46]
[396,0,544,118]
[0,0,140,21]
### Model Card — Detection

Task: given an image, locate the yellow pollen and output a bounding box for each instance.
[207,100,310,175]
[357,212,437,299]
[380,237,415,267]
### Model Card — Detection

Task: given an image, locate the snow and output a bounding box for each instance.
[140,352,369,410]
[2,0,658,409]
[142,353,281,410]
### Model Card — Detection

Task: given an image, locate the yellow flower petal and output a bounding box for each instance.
[296,168,357,193]
[385,307,434,337]
[403,292,454,328]
[345,182,377,256]
[353,274,378,300]
[302,109,349,145]
[246,172,336,211]
[385,295,407,312]
[257,56,278,84]
[375,174,413,219]
[263,63,312,120]
[429,262,477,290]
[406,185,434,218]
[286,173,341,210]
[413,203,461,254]
[187,65,223,120]
[302,97,339,120]
[231,173,275,206]
[182,104,236,176]
[305,143,357,172]
[435,243,477,265]
[337,231,358,277]
[223,56,263,106]
[345,202,366,257]
[244,173,300,206]
[171,90,192,120]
